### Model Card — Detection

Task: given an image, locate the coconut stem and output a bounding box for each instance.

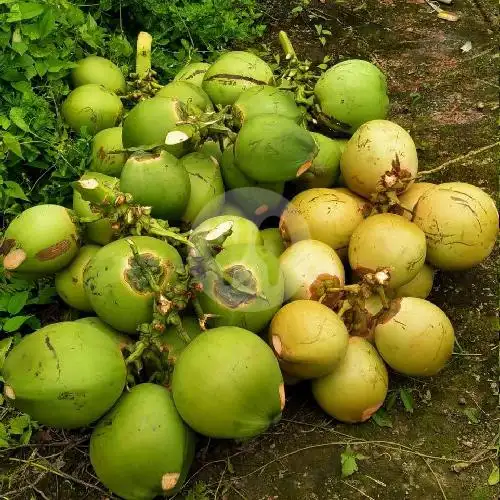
[279,31,297,61]
[72,179,125,206]
[136,31,153,80]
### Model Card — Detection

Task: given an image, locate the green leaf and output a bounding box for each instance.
[7,290,30,314]
[0,337,13,371]
[2,132,23,158]
[488,464,499,486]
[0,115,11,129]
[17,3,45,21]
[8,414,31,435]
[0,423,8,440]
[4,181,29,201]
[20,427,33,445]
[399,388,414,413]
[37,7,56,38]
[463,407,480,424]
[2,315,32,332]
[371,408,393,428]
[340,446,367,478]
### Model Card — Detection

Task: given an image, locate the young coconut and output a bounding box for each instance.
[234,115,318,182]
[232,85,303,128]
[55,245,100,312]
[412,182,499,270]
[172,326,285,438]
[217,202,246,218]
[121,96,192,156]
[90,383,195,500]
[158,317,202,365]
[157,81,213,113]
[348,213,427,289]
[280,188,370,259]
[197,140,223,164]
[90,127,127,177]
[83,236,184,334]
[180,152,225,224]
[220,145,285,216]
[374,297,454,376]
[62,84,123,135]
[75,317,131,351]
[202,51,275,105]
[312,337,388,423]
[73,172,119,246]
[393,263,435,299]
[269,300,349,379]
[2,321,126,428]
[397,182,436,220]
[314,59,389,134]
[1,204,80,276]
[260,228,286,258]
[190,215,262,247]
[174,61,211,87]
[340,120,418,199]
[120,150,191,221]
[279,240,345,305]
[295,133,347,190]
[71,55,126,94]
[195,244,284,333]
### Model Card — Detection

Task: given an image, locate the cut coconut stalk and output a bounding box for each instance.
[3,249,27,270]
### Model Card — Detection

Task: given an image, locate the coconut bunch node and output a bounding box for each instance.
[1,32,497,500]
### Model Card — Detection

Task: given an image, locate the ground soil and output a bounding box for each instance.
[1,1,498,499]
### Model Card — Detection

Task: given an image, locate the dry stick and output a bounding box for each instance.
[341,480,375,500]
[423,458,448,500]
[8,458,108,495]
[417,141,500,178]
[214,463,228,500]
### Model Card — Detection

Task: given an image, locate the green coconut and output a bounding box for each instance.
[397,182,436,220]
[2,321,126,428]
[90,127,127,177]
[71,56,126,94]
[62,84,123,136]
[174,62,211,87]
[269,300,349,379]
[157,81,213,113]
[314,59,389,134]
[295,133,346,189]
[83,236,184,334]
[73,171,119,246]
[217,203,246,218]
[75,317,131,351]
[90,383,195,500]
[1,204,80,276]
[220,145,285,215]
[120,151,191,220]
[260,228,285,258]
[55,245,100,312]
[234,115,318,182]
[196,244,284,333]
[279,240,345,304]
[202,51,275,106]
[191,215,262,247]
[374,297,454,376]
[197,140,223,164]
[172,326,285,438]
[280,188,370,259]
[232,85,303,128]
[393,263,435,299]
[412,182,499,270]
[180,152,225,224]
[158,317,202,365]
[340,119,419,199]
[311,337,388,423]
[121,97,191,155]
[348,213,426,289]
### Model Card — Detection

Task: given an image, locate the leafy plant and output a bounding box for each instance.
[340,445,367,478]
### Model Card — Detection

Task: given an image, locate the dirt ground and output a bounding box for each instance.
[1,1,498,499]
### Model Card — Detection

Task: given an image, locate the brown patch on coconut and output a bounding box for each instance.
[2,249,27,270]
[4,385,15,400]
[278,219,291,247]
[272,335,283,356]
[0,238,16,256]
[279,383,286,411]
[296,160,313,177]
[360,402,384,421]
[124,252,164,294]
[309,273,342,308]
[36,239,72,261]
[161,472,180,492]
[378,298,402,324]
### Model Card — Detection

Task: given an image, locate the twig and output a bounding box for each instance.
[341,480,375,500]
[214,463,227,500]
[417,142,500,177]
[423,459,448,500]
[363,474,387,487]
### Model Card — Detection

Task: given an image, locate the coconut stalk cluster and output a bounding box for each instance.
[0,31,498,500]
